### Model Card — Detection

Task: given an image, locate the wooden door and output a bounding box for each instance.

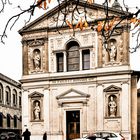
[66,111,80,140]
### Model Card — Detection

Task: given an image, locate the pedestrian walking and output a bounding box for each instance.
[43,132,47,140]
[22,128,31,140]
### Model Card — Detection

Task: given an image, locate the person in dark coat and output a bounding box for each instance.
[43,132,47,140]
[22,128,31,140]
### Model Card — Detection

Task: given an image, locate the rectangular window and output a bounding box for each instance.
[82,50,90,70]
[67,49,79,71]
[57,53,64,72]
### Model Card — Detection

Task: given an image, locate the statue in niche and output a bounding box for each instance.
[108,41,117,62]
[33,49,41,70]
[108,96,117,117]
[33,101,41,120]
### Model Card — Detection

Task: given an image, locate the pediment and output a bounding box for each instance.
[56,88,90,100]
[19,0,124,34]
[29,91,44,98]
[103,85,121,92]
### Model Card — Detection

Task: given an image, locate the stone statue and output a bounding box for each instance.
[109,41,117,62]
[108,96,117,117]
[33,50,41,70]
[33,101,41,120]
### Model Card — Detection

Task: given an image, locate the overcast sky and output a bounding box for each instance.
[0,0,139,82]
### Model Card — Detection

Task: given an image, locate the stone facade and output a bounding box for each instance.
[0,73,22,135]
[19,1,139,140]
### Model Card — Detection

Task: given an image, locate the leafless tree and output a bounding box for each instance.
[0,0,140,52]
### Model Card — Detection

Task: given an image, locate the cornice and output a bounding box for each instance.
[19,0,128,35]
[0,73,21,88]
[20,69,135,83]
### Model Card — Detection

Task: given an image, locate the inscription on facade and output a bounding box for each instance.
[51,78,95,84]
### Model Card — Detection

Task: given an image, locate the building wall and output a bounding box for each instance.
[0,73,22,135]
[19,3,138,140]
[20,28,137,140]
[137,90,140,140]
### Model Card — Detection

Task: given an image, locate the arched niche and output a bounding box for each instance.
[28,91,44,122]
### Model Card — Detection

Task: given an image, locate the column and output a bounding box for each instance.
[79,50,82,70]
[63,51,67,72]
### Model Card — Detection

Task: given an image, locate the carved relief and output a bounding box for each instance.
[82,34,88,45]
[118,38,124,64]
[102,38,119,66]
[104,119,121,131]
[102,31,128,67]
[50,39,55,72]
[28,39,44,46]
[81,33,96,47]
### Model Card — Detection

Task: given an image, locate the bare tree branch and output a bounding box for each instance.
[0,0,140,53]
[0,0,46,43]
[0,0,12,13]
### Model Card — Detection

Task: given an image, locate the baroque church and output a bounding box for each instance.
[19,0,140,140]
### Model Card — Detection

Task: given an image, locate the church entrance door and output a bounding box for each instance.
[66,110,80,140]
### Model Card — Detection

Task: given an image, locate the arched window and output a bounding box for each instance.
[67,41,79,71]
[19,92,21,108]
[5,86,11,105]
[7,114,11,127]
[12,89,17,106]
[0,83,3,103]
[14,115,17,128]
[0,113,3,127]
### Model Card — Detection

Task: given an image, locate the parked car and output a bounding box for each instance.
[94,131,125,140]
[72,134,102,140]
[72,131,125,140]
[0,132,18,140]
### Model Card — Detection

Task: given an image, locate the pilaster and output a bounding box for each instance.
[43,87,50,132]
[96,84,104,130]
[22,89,29,131]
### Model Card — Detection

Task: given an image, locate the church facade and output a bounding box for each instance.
[19,1,139,140]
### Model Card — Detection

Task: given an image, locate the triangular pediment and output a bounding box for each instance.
[19,0,124,34]
[103,85,121,92]
[56,88,90,100]
[29,91,44,98]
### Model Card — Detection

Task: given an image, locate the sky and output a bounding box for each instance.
[0,0,140,82]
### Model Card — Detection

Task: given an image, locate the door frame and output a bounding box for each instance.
[63,108,82,140]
